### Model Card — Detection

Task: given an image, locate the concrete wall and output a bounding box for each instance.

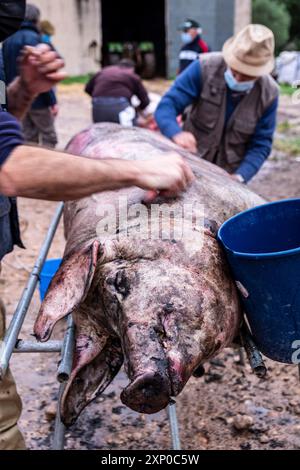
[33,0,101,76]
[234,0,252,34]
[166,0,251,78]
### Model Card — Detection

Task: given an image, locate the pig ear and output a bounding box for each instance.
[34,240,100,342]
[61,336,123,426]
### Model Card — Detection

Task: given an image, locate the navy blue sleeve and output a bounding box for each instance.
[48,89,57,106]
[236,97,278,183]
[0,111,24,167]
[155,60,202,138]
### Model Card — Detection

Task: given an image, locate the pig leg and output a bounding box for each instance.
[60,307,123,426]
[34,241,99,342]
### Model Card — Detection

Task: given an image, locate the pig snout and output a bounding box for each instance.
[119,323,172,414]
[121,371,171,414]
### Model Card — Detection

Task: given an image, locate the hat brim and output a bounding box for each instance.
[222,37,275,77]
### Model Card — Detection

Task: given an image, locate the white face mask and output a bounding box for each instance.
[181,32,193,44]
[224,68,256,93]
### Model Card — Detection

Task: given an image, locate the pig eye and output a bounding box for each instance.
[114,270,130,297]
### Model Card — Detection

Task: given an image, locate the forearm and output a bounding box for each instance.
[236,145,271,182]
[155,96,183,138]
[237,98,278,182]
[155,60,202,138]
[7,77,36,120]
[0,145,139,200]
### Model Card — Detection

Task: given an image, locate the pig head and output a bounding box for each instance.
[34,232,240,425]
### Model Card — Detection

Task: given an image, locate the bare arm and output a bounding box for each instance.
[0,145,194,201]
[6,77,34,121]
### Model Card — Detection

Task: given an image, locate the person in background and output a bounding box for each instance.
[40,19,55,44]
[178,18,209,74]
[85,59,150,127]
[156,24,279,184]
[2,4,59,147]
[40,19,58,120]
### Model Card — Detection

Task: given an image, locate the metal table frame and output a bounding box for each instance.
[0,203,181,450]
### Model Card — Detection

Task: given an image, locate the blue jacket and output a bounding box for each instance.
[2,20,57,109]
[155,60,278,182]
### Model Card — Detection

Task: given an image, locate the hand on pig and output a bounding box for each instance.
[172,131,197,153]
[135,152,195,201]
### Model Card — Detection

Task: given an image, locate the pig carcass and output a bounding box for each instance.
[34,124,264,426]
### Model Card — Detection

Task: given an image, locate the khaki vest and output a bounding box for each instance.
[184,52,279,173]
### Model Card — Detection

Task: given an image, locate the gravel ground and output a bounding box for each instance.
[1,84,300,450]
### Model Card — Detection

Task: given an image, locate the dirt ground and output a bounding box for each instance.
[1,82,300,451]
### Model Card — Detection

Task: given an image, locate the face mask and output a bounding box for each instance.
[224,68,256,93]
[181,32,193,44]
[0,0,26,42]
[42,34,51,44]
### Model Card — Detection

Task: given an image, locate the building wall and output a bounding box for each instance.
[32,0,251,78]
[166,0,251,78]
[33,0,101,76]
[234,0,252,34]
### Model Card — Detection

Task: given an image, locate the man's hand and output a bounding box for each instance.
[19,44,66,98]
[134,152,195,201]
[172,131,197,153]
[229,174,245,184]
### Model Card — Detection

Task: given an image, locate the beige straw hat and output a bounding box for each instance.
[222,24,275,77]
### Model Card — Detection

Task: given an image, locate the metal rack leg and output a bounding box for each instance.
[0,203,64,380]
[168,402,181,450]
[240,326,267,378]
[57,316,75,383]
[53,315,75,450]
[52,382,67,450]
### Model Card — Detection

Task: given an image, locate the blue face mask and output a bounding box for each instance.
[181,32,193,44]
[42,34,52,44]
[224,68,256,93]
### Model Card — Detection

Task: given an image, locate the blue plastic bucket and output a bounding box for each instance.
[39,258,62,301]
[218,199,300,364]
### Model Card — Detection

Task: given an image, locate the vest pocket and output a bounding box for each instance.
[225,119,256,167]
[230,118,257,139]
[191,100,219,133]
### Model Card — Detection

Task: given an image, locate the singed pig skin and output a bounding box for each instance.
[34,124,265,425]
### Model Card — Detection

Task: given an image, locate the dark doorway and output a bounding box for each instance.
[101,0,166,76]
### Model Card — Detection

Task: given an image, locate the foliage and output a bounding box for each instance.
[61,75,92,85]
[252,0,291,52]
[274,137,300,156]
[278,0,300,48]
[280,84,296,96]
